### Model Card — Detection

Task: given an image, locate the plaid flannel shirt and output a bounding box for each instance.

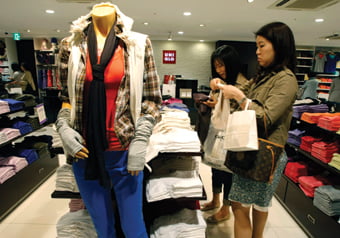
[58,28,162,148]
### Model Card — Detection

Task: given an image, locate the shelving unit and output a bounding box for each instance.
[34,50,62,123]
[0,59,10,81]
[296,47,315,85]
[275,116,340,238]
[316,72,339,100]
[0,102,59,221]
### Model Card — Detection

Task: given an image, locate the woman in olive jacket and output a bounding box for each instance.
[211,22,298,238]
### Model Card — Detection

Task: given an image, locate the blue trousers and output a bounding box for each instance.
[72,150,148,238]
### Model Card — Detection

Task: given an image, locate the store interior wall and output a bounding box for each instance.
[152,40,215,87]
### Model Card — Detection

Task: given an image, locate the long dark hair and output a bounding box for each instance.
[255,22,296,77]
[211,45,242,86]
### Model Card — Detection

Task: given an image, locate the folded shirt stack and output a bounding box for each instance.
[300,136,322,153]
[0,128,21,144]
[313,185,340,216]
[12,121,33,135]
[329,153,340,171]
[56,209,97,238]
[0,166,15,184]
[55,164,79,193]
[146,172,203,202]
[311,141,339,163]
[0,156,28,173]
[1,98,24,111]
[287,128,305,147]
[317,116,340,131]
[146,108,200,162]
[308,104,330,113]
[69,199,85,212]
[150,208,206,238]
[284,161,309,183]
[298,175,331,197]
[18,149,39,164]
[0,99,10,114]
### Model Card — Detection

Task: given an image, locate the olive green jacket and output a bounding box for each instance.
[242,67,298,146]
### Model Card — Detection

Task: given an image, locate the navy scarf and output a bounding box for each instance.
[84,22,119,188]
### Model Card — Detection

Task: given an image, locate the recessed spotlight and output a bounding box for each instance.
[178,31,184,35]
[183,12,191,16]
[315,18,324,23]
[46,9,55,14]
[326,38,330,41]
[199,24,206,27]
[56,29,61,33]
[247,0,254,3]
[200,40,205,42]
[26,29,31,33]
[143,22,149,26]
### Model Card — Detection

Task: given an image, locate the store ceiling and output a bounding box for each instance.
[1,0,340,47]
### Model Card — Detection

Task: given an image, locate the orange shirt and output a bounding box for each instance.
[84,43,125,150]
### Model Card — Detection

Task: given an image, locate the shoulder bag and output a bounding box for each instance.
[224,112,284,183]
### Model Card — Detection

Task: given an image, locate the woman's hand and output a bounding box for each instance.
[218,84,247,105]
[203,96,217,108]
[210,78,222,90]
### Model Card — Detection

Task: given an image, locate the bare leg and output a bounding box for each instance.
[252,208,268,238]
[201,192,220,211]
[232,202,252,238]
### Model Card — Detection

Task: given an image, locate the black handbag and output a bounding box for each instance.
[224,115,284,183]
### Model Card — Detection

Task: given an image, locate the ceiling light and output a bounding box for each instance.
[183,12,191,16]
[247,0,254,2]
[46,9,55,14]
[26,29,31,33]
[326,38,330,40]
[56,29,61,33]
[200,40,205,42]
[199,24,206,27]
[315,18,324,23]
[178,31,184,35]
[143,22,149,26]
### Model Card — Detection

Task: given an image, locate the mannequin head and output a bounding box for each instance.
[91,2,116,17]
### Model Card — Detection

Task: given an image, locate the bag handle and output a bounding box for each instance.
[244,98,250,110]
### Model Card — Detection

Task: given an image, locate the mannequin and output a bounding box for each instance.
[56,2,162,238]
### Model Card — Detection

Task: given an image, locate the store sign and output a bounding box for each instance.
[12,33,21,41]
[163,50,176,64]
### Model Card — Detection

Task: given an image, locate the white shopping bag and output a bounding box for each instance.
[202,93,232,172]
[224,99,258,151]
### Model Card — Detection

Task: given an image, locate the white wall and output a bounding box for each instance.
[151,40,215,88]
[3,38,18,75]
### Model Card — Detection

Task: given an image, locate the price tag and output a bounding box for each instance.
[35,103,47,124]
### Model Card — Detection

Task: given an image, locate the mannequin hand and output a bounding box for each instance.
[56,107,86,157]
[59,126,86,157]
[74,147,89,159]
[127,115,155,172]
[128,170,140,176]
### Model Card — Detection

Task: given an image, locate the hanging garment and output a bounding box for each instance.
[313,53,327,72]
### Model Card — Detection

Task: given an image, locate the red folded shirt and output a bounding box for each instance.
[284,161,309,183]
[298,175,331,197]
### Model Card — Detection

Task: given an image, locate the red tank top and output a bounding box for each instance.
[84,43,125,150]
